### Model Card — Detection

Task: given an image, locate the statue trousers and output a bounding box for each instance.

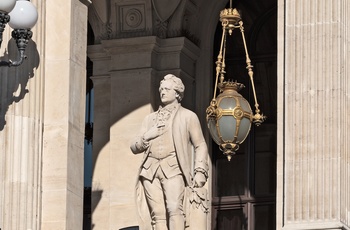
[141,166,185,230]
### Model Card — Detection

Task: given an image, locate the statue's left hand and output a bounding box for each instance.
[193,172,207,188]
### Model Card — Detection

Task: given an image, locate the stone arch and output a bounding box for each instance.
[86,0,277,228]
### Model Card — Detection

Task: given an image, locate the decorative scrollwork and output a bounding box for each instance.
[0,12,10,46]
[206,99,218,120]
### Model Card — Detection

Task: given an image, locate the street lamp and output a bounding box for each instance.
[0,0,38,67]
[206,4,266,161]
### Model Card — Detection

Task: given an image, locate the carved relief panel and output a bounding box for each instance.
[112,0,153,38]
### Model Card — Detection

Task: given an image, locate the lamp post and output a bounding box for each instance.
[206,4,266,161]
[0,0,38,67]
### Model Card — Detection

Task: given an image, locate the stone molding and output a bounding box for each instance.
[88,36,200,77]
[282,221,347,230]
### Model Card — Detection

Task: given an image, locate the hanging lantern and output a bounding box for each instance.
[206,4,265,161]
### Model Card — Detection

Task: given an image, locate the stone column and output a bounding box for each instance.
[277,0,350,229]
[88,36,200,229]
[0,0,42,229]
[40,0,89,229]
[0,0,89,229]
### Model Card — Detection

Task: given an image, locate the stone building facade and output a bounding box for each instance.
[0,0,349,229]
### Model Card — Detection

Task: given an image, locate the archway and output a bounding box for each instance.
[194,0,277,229]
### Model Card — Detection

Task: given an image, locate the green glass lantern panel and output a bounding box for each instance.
[208,118,221,145]
[220,97,237,110]
[238,97,251,112]
[237,117,251,143]
[218,115,237,142]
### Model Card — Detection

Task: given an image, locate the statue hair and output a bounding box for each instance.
[159,74,185,102]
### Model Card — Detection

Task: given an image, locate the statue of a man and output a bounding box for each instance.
[130,74,209,230]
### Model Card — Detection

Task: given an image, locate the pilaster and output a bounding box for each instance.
[278,0,350,229]
[41,0,88,229]
[0,0,42,229]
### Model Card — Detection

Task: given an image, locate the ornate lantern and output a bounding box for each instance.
[206,4,265,161]
[0,0,38,67]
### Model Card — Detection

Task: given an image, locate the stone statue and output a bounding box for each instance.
[130,74,209,230]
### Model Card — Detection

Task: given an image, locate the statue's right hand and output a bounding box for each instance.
[143,126,161,141]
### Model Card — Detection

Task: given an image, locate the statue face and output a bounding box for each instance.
[159,80,178,105]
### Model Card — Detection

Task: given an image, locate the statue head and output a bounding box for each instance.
[159,74,185,102]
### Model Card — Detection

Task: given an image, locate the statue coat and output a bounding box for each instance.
[131,105,209,230]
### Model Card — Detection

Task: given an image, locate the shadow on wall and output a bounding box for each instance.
[120,227,139,230]
[91,189,103,217]
[91,189,103,230]
[0,39,39,131]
